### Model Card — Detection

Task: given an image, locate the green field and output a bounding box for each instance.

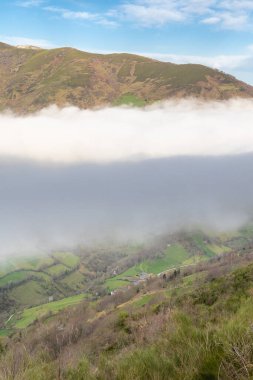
[0,329,11,337]
[105,238,233,292]
[52,252,80,268]
[113,93,147,107]
[0,269,52,288]
[0,271,30,287]
[192,234,231,257]
[0,255,54,277]
[9,280,49,306]
[182,272,207,286]
[127,244,190,275]
[206,244,231,255]
[132,294,154,308]
[15,294,87,329]
[59,270,85,290]
[106,279,130,292]
[13,255,55,270]
[106,244,190,290]
[45,264,69,276]
[141,244,190,274]
[0,261,16,277]
[238,224,253,238]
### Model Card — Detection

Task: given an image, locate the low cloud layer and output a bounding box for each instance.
[1,99,253,163]
[0,155,253,257]
[0,100,253,256]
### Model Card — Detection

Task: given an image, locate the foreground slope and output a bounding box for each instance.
[1,232,253,379]
[0,43,253,112]
[1,227,253,378]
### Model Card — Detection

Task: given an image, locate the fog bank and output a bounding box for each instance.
[1,100,253,256]
[0,155,253,256]
[1,99,253,163]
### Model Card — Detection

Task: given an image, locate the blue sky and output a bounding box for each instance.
[1,0,253,83]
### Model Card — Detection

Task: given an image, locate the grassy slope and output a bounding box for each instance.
[15,293,87,329]
[59,270,86,291]
[0,252,84,313]
[106,244,198,291]
[0,271,29,287]
[0,43,252,113]
[112,93,147,107]
[9,281,49,306]
[45,264,69,276]
[105,230,246,292]
[0,255,54,276]
[3,246,253,379]
[52,252,80,268]
[1,227,252,334]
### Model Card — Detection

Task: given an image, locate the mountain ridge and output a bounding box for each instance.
[0,42,253,113]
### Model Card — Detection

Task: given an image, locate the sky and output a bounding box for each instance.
[0,0,253,83]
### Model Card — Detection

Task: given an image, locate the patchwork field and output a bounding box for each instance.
[59,270,86,291]
[9,280,50,306]
[0,271,30,287]
[52,252,80,268]
[106,244,191,291]
[45,263,70,277]
[14,293,87,329]
[1,226,253,337]
[105,229,251,292]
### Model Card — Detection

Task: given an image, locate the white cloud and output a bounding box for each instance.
[2,101,253,253]
[120,2,184,26]
[18,0,44,7]
[220,0,253,10]
[2,100,253,164]
[44,6,118,27]
[202,16,220,24]
[44,6,97,21]
[202,11,249,30]
[0,35,54,48]
[142,51,251,71]
[115,0,253,30]
[15,0,253,30]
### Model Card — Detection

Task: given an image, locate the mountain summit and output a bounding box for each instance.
[0,43,253,113]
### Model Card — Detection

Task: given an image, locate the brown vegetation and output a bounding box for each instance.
[0,43,253,113]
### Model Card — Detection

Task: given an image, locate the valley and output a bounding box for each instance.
[1,226,253,336]
[1,226,253,378]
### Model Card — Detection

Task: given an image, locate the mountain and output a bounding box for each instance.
[0,42,253,113]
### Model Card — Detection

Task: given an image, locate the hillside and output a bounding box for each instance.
[1,227,253,333]
[0,43,253,113]
[1,227,253,378]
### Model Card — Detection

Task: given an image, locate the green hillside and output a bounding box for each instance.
[0,43,253,113]
[1,226,253,379]
[15,294,87,329]
[0,228,251,323]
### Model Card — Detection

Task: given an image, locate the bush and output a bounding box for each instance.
[115,311,130,333]
[65,358,95,380]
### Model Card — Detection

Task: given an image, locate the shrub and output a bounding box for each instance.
[115,311,130,333]
[65,358,95,380]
